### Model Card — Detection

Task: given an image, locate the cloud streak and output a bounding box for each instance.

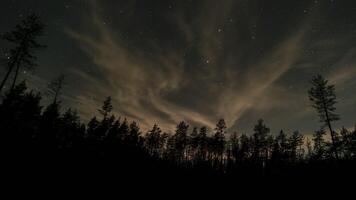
[63,0,355,134]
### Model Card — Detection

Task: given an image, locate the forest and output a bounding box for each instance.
[1,14,356,181]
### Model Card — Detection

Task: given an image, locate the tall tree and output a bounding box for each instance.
[252,119,270,164]
[98,96,113,120]
[127,121,141,146]
[274,130,288,161]
[289,131,304,161]
[213,119,227,163]
[0,14,45,93]
[46,75,65,104]
[87,116,99,139]
[189,127,199,161]
[229,132,240,163]
[308,74,340,159]
[174,121,189,163]
[59,108,82,148]
[238,134,251,162]
[145,124,162,156]
[118,118,129,140]
[197,126,208,161]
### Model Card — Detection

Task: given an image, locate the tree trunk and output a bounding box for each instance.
[0,66,14,94]
[53,90,59,105]
[321,89,339,160]
[324,107,339,160]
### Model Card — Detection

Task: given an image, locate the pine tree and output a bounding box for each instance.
[213,119,227,163]
[252,119,270,163]
[59,108,81,148]
[238,134,251,162]
[46,75,65,104]
[145,124,162,157]
[289,131,304,161]
[174,121,189,163]
[87,117,99,138]
[128,121,141,146]
[272,130,287,163]
[197,126,208,161]
[106,119,120,140]
[189,127,199,161]
[118,118,129,141]
[229,132,240,163]
[308,74,340,159]
[0,14,45,93]
[98,96,113,119]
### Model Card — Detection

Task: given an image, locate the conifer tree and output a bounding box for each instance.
[0,14,45,93]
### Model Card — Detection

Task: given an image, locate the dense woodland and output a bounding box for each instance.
[1,14,356,180]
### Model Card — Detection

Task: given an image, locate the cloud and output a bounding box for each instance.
[67,2,221,131]
[217,30,306,127]
[64,0,354,134]
[68,1,307,131]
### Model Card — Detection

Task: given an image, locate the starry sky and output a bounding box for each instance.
[0,0,355,135]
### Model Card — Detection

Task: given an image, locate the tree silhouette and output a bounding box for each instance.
[252,119,270,164]
[87,116,99,139]
[58,108,83,148]
[238,134,251,163]
[0,81,41,148]
[145,124,162,157]
[127,121,142,146]
[212,119,226,166]
[197,126,208,162]
[289,131,304,162]
[312,128,327,160]
[339,127,352,159]
[1,80,355,178]
[229,131,239,164]
[46,75,65,104]
[39,101,60,150]
[0,14,45,93]
[98,96,113,119]
[308,74,340,159]
[271,130,288,163]
[106,119,120,140]
[189,127,199,161]
[174,121,189,163]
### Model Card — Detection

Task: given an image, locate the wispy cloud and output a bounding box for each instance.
[64,0,355,134]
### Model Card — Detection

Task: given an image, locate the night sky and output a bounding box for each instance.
[0,0,355,135]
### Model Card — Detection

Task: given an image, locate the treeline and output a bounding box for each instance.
[1,14,356,178]
[1,81,356,177]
